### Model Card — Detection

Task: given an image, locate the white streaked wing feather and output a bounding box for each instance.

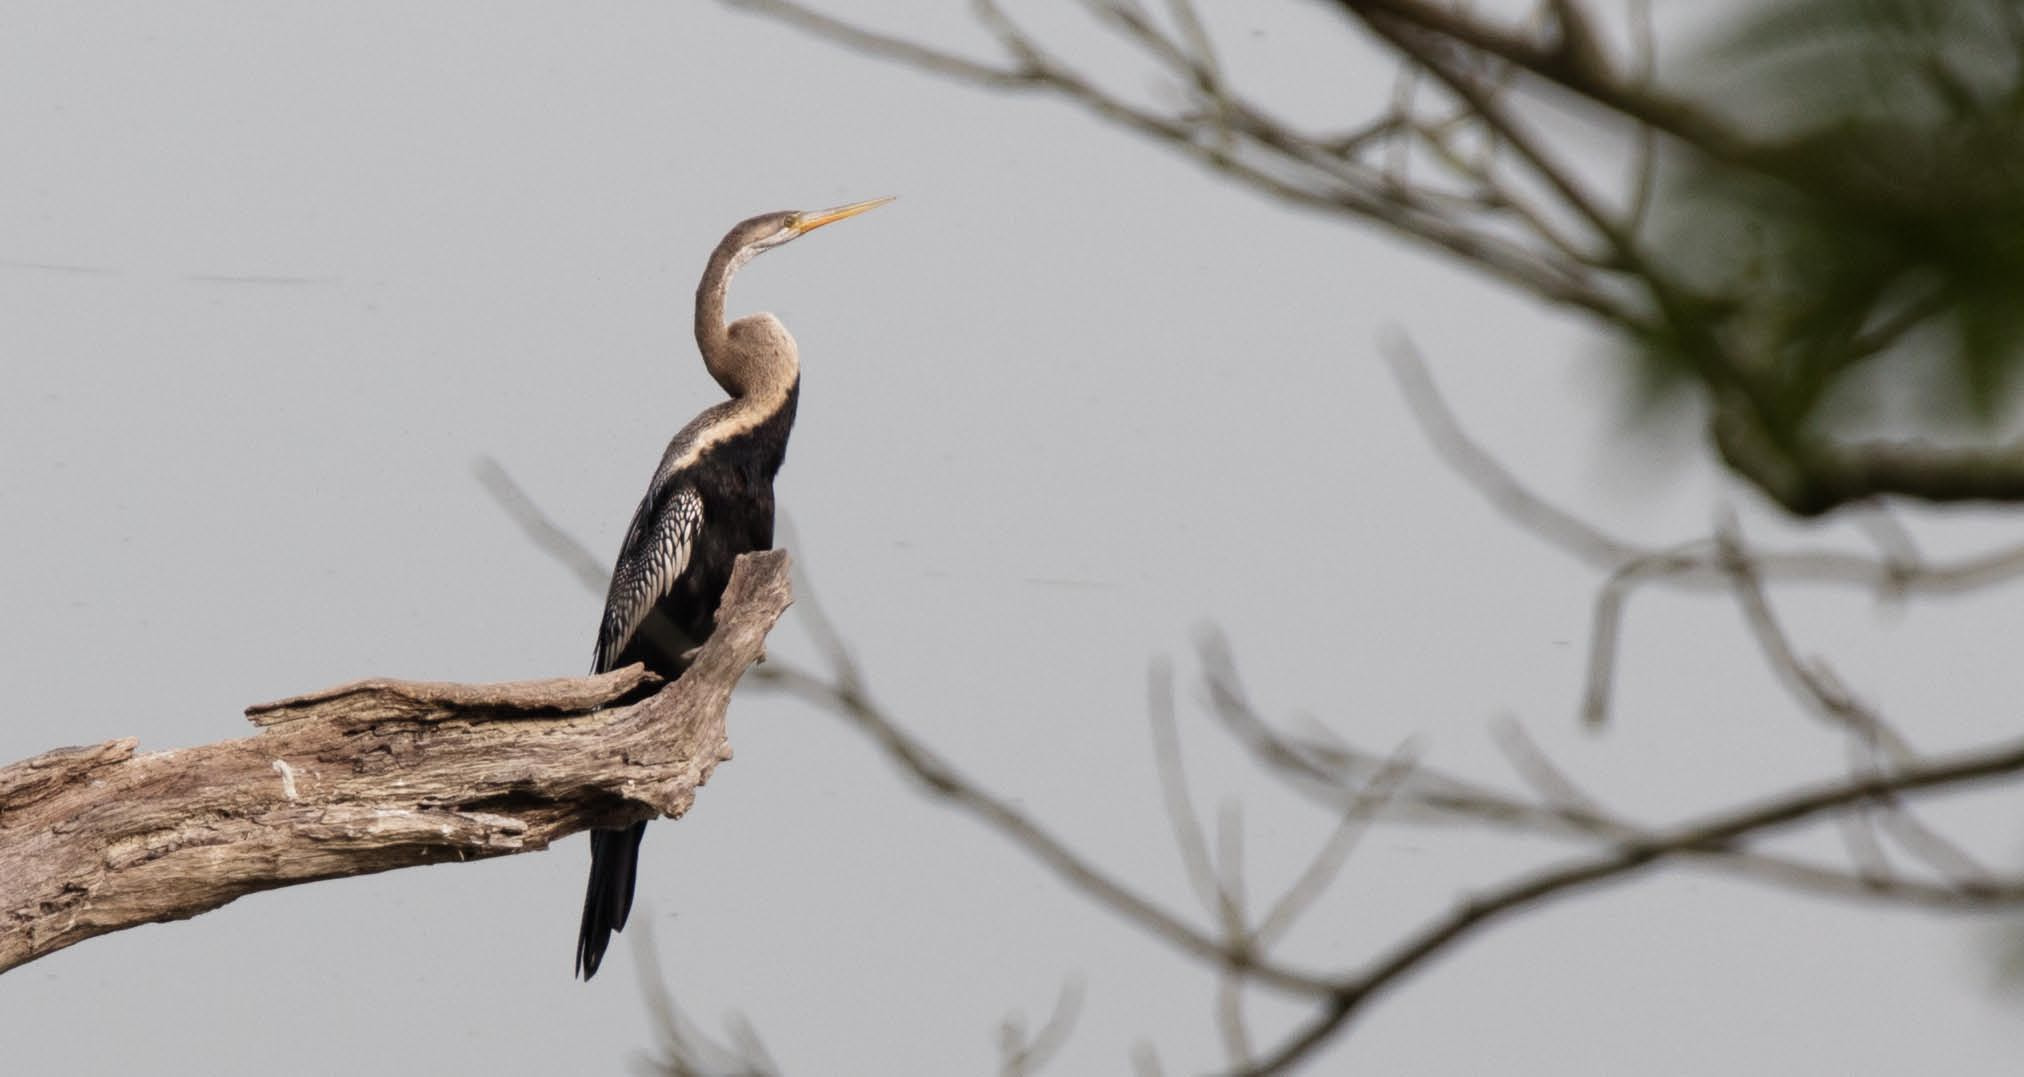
[594,484,703,673]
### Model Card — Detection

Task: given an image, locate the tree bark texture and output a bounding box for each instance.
[0,550,792,974]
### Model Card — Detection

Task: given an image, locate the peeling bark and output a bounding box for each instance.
[0,550,792,973]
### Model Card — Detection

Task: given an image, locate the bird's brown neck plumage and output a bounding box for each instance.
[693,234,741,373]
[693,233,798,406]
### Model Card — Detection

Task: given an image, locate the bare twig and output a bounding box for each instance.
[1383,339,1639,565]
[1711,516,1915,759]
[1202,632,2024,913]
[1239,731,2024,1074]
[750,663,1335,998]
[723,0,1032,86]
[635,918,782,1077]
[476,455,612,594]
[1490,716,1603,818]
[1251,744,1418,950]
[1149,661,1234,926]
[723,0,1632,324]
[997,979,1085,1077]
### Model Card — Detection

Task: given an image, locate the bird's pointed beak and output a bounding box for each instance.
[793,196,895,236]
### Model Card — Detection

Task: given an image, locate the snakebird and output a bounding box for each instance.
[576,197,892,980]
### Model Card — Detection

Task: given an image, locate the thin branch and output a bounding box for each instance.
[476,456,611,594]
[723,0,1033,86]
[1240,731,2024,1074]
[751,661,1335,998]
[1202,635,2024,913]
[997,979,1085,1077]
[1251,744,1418,949]
[1384,339,1640,565]
[724,0,1633,324]
[1383,341,2024,732]
[1150,661,1231,924]
[1212,800,1254,1069]
[1580,545,1703,726]
[1351,8,1632,268]
[1621,0,1659,237]
[1711,517,1915,756]
[1389,346,2024,593]
[1323,0,1762,167]
[636,918,782,1077]
[1490,715,1604,818]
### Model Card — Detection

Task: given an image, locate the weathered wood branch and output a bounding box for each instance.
[0,550,792,974]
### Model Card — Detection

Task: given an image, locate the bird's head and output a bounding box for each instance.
[725,196,895,266]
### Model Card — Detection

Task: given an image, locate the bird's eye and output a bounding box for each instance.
[782,213,802,231]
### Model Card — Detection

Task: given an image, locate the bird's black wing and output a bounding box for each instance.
[578,478,702,980]
[593,480,704,675]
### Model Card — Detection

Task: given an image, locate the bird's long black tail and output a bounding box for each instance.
[576,821,648,979]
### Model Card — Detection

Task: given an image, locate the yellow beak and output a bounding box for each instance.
[793,196,896,235]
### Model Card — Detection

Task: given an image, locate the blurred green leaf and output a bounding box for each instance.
[1639,0,2024,437]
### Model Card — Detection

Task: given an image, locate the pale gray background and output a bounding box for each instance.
[5,2,2023,1073]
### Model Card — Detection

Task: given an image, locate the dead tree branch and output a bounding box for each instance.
[0,550,793,974]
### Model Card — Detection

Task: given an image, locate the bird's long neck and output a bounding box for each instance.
[693,235,753,387]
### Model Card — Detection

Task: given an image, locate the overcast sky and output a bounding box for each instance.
[5,3,2024,1073]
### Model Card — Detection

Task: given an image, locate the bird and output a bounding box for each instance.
[575,197,892,980]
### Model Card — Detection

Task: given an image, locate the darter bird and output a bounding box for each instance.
[577,197,892,979]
